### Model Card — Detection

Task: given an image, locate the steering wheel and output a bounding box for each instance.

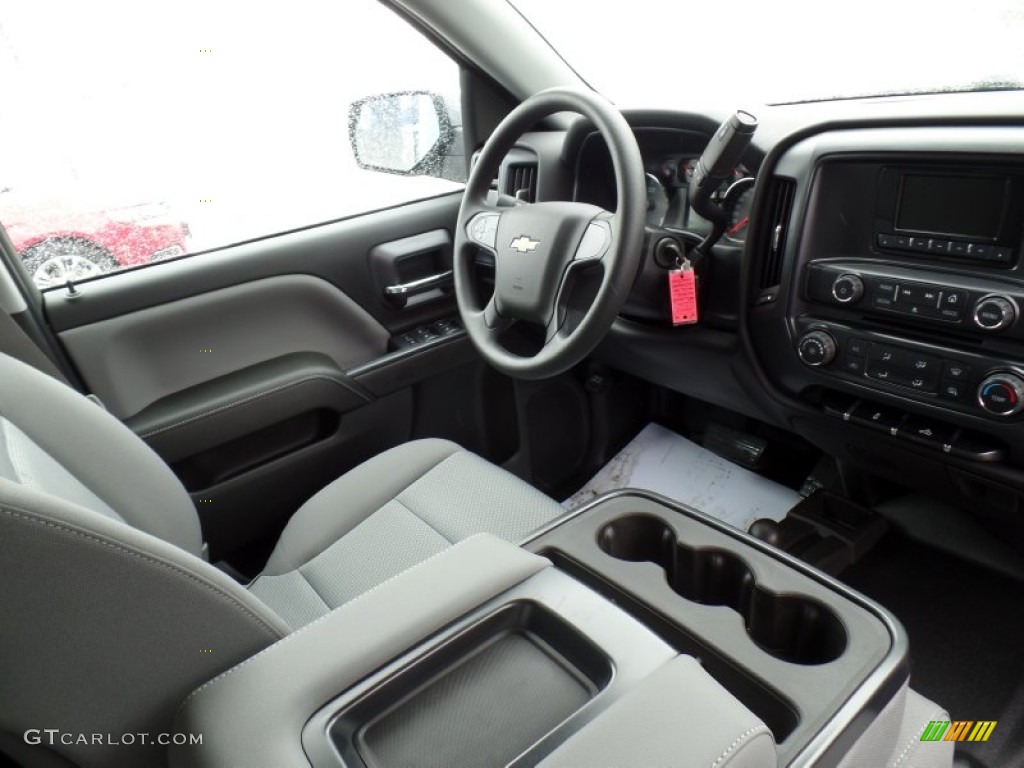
[454,87,646,380]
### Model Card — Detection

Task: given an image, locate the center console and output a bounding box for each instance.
[749,127,1024,497]
[171,492,910,768]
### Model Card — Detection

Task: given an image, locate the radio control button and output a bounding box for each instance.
[927,239,951,255]
[909,237,932,252]
[831,274,864,304]
[877,233,911,250]
[989,247,1013,264]
[967,243,994,259]
[903,303,943,320]
[940,290,966,312]
[948,241,969,256]
[973,296,1016,331]
[896,284,942,307]
[870,278,899,298]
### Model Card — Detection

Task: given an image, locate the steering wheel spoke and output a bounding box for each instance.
[482,296,514,337]
[572,214,615,264]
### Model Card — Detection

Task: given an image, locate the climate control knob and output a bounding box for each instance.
[977,373,1024,416]
[831,274,864,304]
[973,295,1017,332]
[797,331,837,367]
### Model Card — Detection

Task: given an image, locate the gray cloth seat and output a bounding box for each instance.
[0,350,565,768]
[248,438,566,629]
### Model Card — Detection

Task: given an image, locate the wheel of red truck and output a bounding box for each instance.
[20,237,119,289]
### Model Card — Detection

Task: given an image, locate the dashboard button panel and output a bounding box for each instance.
[876,232,1016,266]
[822,392,1006,463]
[806,263,1024,337]
[792,318,1024,421]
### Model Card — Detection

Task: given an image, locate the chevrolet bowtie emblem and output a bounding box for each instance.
[510,236,540,253]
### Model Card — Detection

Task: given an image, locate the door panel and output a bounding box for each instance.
[40,194,474,559]
[59,274,388,419]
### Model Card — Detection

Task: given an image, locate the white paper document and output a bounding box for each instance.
[564,423,799,531]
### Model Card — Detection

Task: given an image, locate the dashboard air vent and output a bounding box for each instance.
[756,177,796,304]
[506,163,537,203]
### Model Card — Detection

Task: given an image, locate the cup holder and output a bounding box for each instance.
[597,514,848,665]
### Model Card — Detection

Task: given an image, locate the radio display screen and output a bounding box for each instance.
[896,174,1008,240]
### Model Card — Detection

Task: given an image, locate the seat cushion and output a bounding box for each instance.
[248,439,566,628]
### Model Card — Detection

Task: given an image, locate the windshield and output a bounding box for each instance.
[508,0,1024,108]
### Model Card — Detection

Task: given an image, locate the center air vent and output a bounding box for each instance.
[755,177,796,304]
[506,163,537,203]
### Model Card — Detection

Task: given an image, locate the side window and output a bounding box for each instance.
[0,2,465,289]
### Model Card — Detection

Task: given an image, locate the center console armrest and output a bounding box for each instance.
[539,656,776,768]
[169,534,549,768]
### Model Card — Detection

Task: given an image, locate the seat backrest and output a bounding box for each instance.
[0,353,289,768]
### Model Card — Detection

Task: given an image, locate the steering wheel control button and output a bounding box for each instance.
[468,213,500,249]
[831,274,864,304]
[973,295,1017,331]
[575,221,612,262]
[849,402,904,434]
[977,373,1024,416]
[797,331,837,367]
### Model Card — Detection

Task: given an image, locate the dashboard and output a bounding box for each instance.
[750,125,1024,497]
[506,93,1024,532]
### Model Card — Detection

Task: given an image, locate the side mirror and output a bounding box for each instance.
[348,91,457,177]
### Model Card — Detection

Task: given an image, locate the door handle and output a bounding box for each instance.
[384,270,453,297]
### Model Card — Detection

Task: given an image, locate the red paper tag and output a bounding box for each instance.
[668,268,698,325]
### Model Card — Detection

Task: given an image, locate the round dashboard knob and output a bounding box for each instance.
[973,295,1017,331]
[797,331,837,367]
[831,274,864,304]
[978,373,1024,416]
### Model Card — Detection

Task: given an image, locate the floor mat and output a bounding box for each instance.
[842,533,1024,768]
[563,422,800,531]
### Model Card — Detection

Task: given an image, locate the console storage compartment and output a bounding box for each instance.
[331,602,611,768]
